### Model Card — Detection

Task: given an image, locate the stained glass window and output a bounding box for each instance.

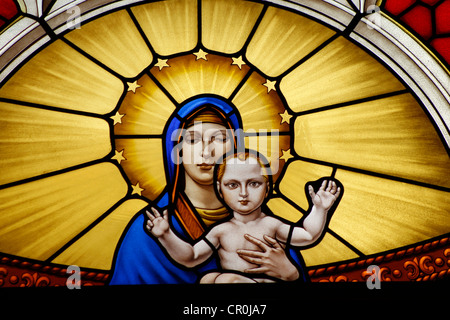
[0,0,448,292]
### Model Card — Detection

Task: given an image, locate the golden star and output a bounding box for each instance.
[193,49,208,61]
[111,149,126,164]
[263,79,276,93]
[127,80,141,93]
[110,111,125,125]
[231,56,246,69]
[279,149,294,162]
[279,110,293,124]
[131,182,144,196]
[155,58,169,70]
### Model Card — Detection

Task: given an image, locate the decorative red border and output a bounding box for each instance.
[1,235,449,287]
[0,256,108,287]
[308,236,450,282]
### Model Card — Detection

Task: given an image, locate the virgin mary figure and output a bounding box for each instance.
[109,97,306,284]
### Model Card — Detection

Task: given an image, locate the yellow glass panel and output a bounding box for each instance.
[266,197,303,223]
[244,135,290,182]
[201,0,263,54]
[300,233,359,266]
[246,6,336,77]
[279,160,333,210]
[64,9,152,78]
[232,72,290,132]
[115,139,165,201]
[294,93,450,188]
[114,74,176,135]
[0,102,111,186]
[0,163,128,260]
[330,170,450,255]
[150,54,250,103]
[52,199,148,270]
[0,40,123,114]
[131,0,197,56]
[280,36,405,112]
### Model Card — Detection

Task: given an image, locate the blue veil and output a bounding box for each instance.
[109,97,306,284]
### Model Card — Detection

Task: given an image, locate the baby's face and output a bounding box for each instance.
[218,158,268,215]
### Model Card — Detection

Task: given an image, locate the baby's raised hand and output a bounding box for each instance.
[308,180,341,212]
[146,207,169,238]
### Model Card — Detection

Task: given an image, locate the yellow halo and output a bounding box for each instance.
[113,52,293,201]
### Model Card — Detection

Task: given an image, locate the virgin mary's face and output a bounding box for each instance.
[182,122,232,185]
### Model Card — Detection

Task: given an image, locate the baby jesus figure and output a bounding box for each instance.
[146,150,341,283]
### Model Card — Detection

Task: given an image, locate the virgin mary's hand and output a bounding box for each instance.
[236,234,300,282]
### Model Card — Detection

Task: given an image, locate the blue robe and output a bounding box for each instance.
[109,194,220,284]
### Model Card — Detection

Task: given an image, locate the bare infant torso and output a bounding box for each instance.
[206,215,286,272]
